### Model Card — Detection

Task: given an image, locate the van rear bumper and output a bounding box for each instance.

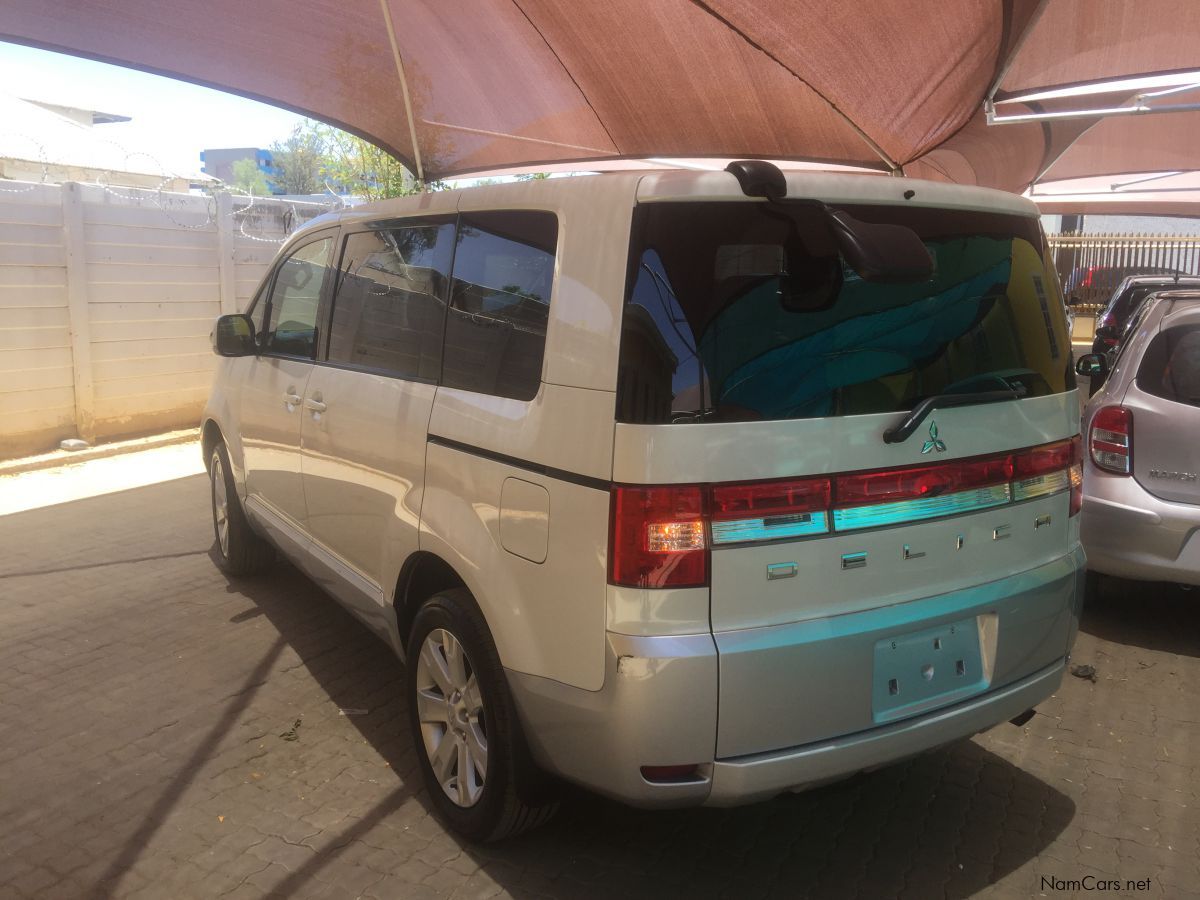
[706,658,1064,806]
[506,547,1084,809]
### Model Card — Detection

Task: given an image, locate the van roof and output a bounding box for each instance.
[635,170,1039,217]
[302,168,1039,235]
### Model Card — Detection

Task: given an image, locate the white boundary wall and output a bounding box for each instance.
[0,181,327,458]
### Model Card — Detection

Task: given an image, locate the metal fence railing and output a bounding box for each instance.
[1047,232,1200,312]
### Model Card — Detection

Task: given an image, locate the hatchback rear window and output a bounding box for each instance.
[1138,325,1200,407]
[1107,284,1177,323]
[616,202,1073,424]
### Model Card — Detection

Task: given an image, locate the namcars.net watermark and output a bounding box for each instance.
[1041,875,1154,892]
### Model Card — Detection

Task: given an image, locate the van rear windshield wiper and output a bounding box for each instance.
[882,390,1018,444]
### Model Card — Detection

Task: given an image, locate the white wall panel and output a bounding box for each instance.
[1,181,310,456]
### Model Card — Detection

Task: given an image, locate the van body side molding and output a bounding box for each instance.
[427,434,611,493]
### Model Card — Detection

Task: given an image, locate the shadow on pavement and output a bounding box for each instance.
[1081,574,1200,659]
[222,554,1076,899]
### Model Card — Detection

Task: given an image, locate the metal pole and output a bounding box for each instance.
[379,0,426,188]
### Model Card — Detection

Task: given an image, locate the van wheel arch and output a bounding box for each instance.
[201,419,224,474]
[395,551,469,649]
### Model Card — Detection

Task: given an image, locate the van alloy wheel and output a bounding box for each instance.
[207,441,273,576]
[211,451,230,558]
[415,628,488,808]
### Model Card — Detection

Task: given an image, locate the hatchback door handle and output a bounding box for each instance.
[304,398,327,413]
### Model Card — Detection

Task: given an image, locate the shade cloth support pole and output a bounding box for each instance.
[985,0,1052,103]
[1111,171,1187,190]
[379,0,425,187]
[990,101,1200,125]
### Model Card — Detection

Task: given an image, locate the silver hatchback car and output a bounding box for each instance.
[1078,290,1200,585]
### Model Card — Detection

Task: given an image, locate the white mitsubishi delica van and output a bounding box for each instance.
[203,162,1085,841]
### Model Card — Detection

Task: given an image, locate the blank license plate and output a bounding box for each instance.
[872,616,987,724]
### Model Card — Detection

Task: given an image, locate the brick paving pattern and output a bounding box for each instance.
[0,475,1197,899]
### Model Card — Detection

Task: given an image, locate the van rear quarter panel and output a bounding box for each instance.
[420,383,616,691]
[417,180,636,690]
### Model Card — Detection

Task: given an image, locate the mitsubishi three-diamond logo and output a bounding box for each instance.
[921,421,947,454]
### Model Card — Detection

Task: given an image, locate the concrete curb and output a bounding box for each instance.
[0,428,200,477]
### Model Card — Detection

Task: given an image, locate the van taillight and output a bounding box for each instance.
[835,456,1012,506]
[710,477,830,519]
[609,485,707,588]
[1015,436,1083,515]
[1090,406,1132,475]
[609,438,1085,587]
[1013,438,1076,479]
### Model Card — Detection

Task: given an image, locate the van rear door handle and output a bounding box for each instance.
[304,398,327,413]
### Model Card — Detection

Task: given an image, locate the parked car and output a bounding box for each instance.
[1063,264,1184,308]
[1077,290,1200,586]
[203,163,1084,841]
[1090,274,1200,357]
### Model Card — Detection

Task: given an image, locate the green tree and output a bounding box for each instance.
[264,119,442,200]
[319,126,416,200]
[269,123,329,195]
[230,157,270,196]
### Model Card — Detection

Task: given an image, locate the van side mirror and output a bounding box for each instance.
[212,313,257,357]
[1075,353,1108,378]
[825,209,934,283]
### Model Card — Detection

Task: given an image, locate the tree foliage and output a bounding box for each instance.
[269,123,329,195]
[260,120,434,200]
[230,158,271,196]
[319,125,418,200]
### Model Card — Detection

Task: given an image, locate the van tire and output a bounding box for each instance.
[406,589,558,841]
[209,443,274,576]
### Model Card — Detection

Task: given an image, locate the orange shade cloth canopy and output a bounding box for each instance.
[2,0,1199,191]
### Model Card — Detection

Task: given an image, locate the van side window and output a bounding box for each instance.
[442,211,558,401]
[327,223,455,380]
[1138,325,1200,407]
[263,236,334,359]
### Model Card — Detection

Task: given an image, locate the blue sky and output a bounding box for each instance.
[0,42,309,176]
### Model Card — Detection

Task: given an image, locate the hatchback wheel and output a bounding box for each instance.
[209,443,274,576]
[406,589,557,841]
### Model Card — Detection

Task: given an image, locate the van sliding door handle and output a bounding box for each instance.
[282,391,302,407]
[304,398,327,413]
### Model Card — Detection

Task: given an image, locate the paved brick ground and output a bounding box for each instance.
[0,475,1197,899]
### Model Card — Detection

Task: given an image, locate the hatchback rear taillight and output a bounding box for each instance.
[1090,406,1133,475]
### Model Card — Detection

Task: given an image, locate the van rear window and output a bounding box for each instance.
[616,202,1074,424]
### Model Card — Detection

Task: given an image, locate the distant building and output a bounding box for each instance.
[200,147,280,193]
